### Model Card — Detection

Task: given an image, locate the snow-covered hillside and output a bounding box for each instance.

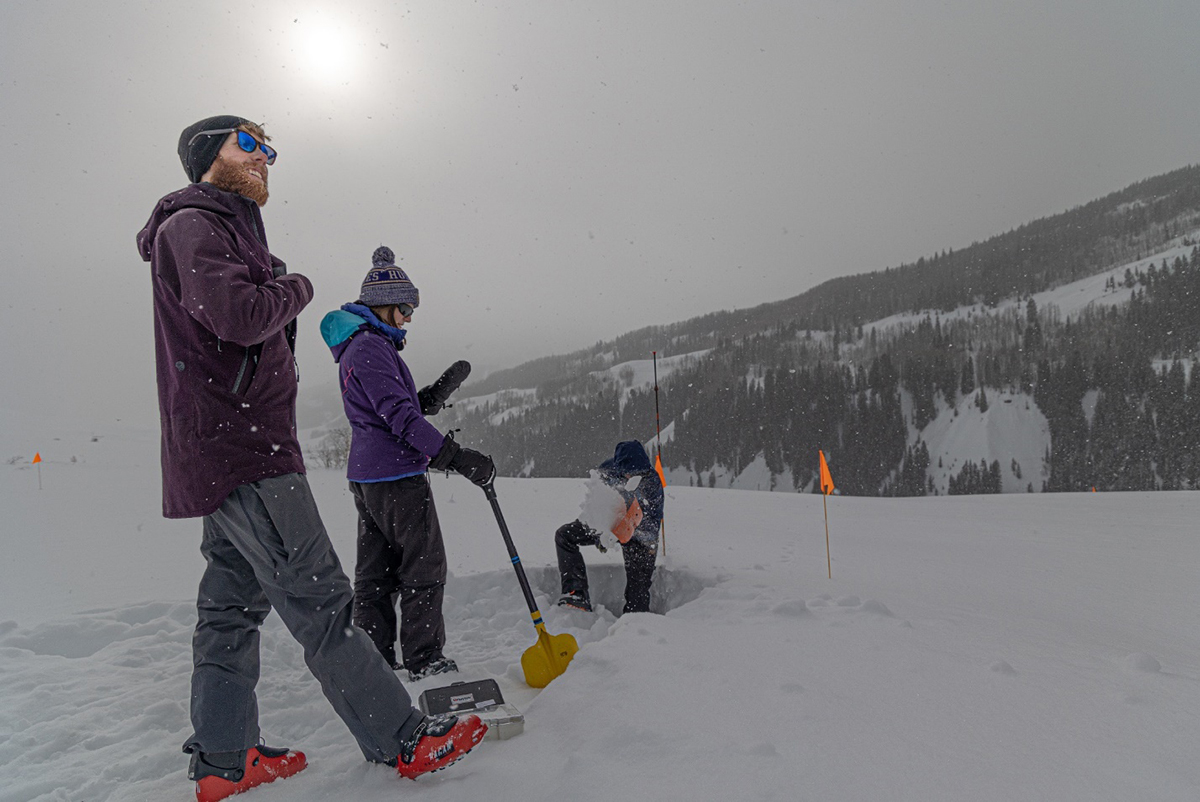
[3,420,1200,800]
[915,389,1051,495]
[416,230,1200,495]
[863,231,1200,336]
[587,349,712,411]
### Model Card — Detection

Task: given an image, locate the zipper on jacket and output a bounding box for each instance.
[247,199,265,245]
[231,349,250,394]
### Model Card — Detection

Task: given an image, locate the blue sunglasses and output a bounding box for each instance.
[188,128,277,164]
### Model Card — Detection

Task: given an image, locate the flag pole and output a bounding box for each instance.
[823,492,831,579]
[819,450,835,579]
[33,452,43,491]
[652,351,666,556]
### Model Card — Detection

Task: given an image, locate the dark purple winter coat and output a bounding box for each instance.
[137,183,313,518]
[320,306,448,482]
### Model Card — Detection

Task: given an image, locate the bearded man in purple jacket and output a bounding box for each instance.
[137,116,485,801]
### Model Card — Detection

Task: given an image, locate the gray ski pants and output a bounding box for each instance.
[185,473,421,763]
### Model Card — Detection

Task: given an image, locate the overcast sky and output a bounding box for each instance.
[3,0,1199,427]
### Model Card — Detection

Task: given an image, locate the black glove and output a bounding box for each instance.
[452,447,495,487]
[418,360,471,416]
[430,437,495,487]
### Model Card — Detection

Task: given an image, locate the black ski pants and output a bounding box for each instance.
[349,474,447,673]
[555,519,657,614]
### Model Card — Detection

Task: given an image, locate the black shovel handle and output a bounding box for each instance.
[482,481,543,622]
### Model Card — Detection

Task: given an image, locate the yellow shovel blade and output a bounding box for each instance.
[521,625,579,688]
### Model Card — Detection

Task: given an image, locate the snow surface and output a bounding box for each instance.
[3,419,1200,800]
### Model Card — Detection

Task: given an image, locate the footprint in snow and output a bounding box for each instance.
[770,599,811,618]
[1123,653,1162,673]
[858,600,894,617]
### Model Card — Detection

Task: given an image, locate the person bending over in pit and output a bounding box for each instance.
[555,440,663,614]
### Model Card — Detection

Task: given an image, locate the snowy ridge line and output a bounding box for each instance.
[442,231,1200,434]
[861,228,1200,337]
[449,349,711,421]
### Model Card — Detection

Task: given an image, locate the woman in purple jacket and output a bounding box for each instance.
[320,247,493,681]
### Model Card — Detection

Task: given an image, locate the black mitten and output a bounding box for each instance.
[450,447,495,487]
[418,360,472,416]
[429,436,495,487]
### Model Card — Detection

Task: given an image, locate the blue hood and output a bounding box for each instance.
[321,304,407,362]
[599,440,653,478]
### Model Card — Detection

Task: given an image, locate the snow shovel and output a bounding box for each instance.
[482,480,579,688]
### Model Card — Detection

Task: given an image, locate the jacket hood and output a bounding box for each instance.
[321,309,366,363]
[599,440,653,478]
[136,183,251,262]
[321,303,407,363]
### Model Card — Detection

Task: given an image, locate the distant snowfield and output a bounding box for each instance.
[920,389,1050,495]
[589,349,713,409]
[682,388,1049,495]
[3,419,1200,800]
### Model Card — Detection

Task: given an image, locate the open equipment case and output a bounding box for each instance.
[417,678,525,741]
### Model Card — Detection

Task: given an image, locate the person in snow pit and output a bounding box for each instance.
[319,248,493,682]
[137,115,486,802]
[555,440,665,614]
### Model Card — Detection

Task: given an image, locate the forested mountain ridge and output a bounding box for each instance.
[463,164,1200,398]
[370,165,1200,495]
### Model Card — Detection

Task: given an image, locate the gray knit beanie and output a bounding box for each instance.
[359,246,420,308]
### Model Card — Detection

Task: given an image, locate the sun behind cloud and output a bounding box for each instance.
[291,12,360,87]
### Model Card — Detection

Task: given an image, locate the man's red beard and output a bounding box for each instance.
[208,156,269,207]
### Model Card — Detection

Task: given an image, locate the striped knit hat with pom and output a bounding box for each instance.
[358,246,419,308]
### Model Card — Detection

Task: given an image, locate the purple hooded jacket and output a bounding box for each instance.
[137,183,313,518]
[320,306,448,482]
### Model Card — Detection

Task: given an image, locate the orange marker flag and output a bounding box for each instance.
[32,452,42,464]
[819,450,835,495]
[655,453,666,488]
[818,450,834,578]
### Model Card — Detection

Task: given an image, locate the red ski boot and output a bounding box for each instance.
[396,714,487,779]
[191,745,307,802]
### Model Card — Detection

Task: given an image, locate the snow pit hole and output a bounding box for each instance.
[445,564,714,621]
[523,564,715,617]
[440,566,716,676]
